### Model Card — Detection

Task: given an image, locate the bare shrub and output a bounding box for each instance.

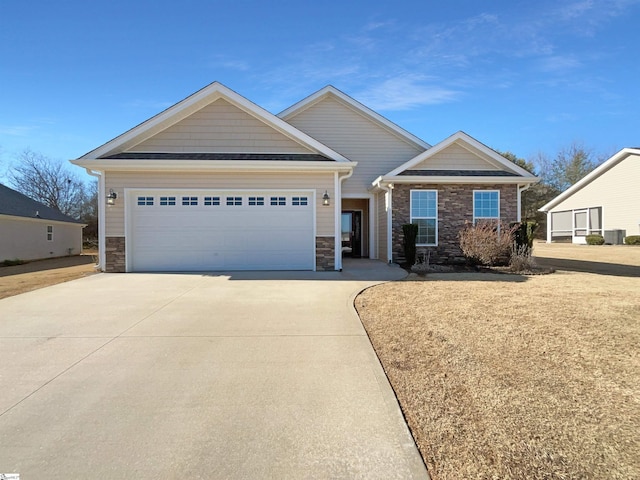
[459,221,516,266]
[510,243,536,272]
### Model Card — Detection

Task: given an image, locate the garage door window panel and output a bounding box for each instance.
[271,196,286,206]
[249,196,265,206]
[182,196,198,206]
[227,196,242,206]
[138,196,154,206]
[204,196,220,206]
[160,196,176,206]
[292,196,308,206]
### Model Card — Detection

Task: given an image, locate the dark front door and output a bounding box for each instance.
[341,211,362,257]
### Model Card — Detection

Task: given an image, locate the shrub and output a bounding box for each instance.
[402,223,419,266]
[459,221,516,266]
[625,235,640,245]
[510,243,536,272]
[586,234,605,245]
[511,221,539,255]
[2,259,25,266]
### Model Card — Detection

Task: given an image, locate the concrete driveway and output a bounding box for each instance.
[0,260,428,479]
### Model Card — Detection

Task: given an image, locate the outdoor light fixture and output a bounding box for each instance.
[322,190,330,206]
[107,189,118,206]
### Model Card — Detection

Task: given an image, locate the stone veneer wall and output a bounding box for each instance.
[315,236,335,271]
[392,184,518,264]
[105,236,126,273]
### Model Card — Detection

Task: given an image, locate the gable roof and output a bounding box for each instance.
[278,85,431,151]
[539,147,640,212]
[78,82,350,162]
[0,184,83,224]
[383,131,538,180]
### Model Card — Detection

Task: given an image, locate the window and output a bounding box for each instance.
[292,196,308,206]
[137,196,154,206]
[182,196,198,206]
[226,196,242,206]
[248,196,265,206]
[204,196,220,206]
[473,191,499,222]
[160,196,176,206]
[46,225,53,241]
[410,190,437,245]
[270,196,286,206]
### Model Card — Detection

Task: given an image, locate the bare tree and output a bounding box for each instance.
[8,150,88,219]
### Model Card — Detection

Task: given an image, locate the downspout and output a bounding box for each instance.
[376,180,394,264]
[335,169,354,271]
[517,183,532,223]
[83,168,105,271]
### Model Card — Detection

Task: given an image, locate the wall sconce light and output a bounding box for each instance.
[107,189,118,206]
[322,190,330,206]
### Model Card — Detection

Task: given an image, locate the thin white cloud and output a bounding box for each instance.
[0,125,37,136]
[356,75,460,111]
[538,55,583,72]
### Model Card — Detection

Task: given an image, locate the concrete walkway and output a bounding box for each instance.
[0,260,428,479]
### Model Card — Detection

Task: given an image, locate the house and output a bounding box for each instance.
[0,183,85,261]
[71,82,538,272]
[539,148,640,244]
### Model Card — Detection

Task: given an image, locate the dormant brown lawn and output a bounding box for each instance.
[356,244,640,480]
[0,254,96,300]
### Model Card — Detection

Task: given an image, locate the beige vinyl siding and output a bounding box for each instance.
[412,143,500,170]
[549,153,640,236]
[0,216,83,261]
[285,96,425,195]
[377,192,388,262]
[130,99,311,154]
[105,171,335,236]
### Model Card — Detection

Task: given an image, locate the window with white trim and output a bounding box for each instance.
[473,190,499,223]
[137,196,154,206]
[292,196,308,206]
[182,196,198,206]
[226,196,242,206]
[270,196,286,206]
[410,190,437,245]
[248,196,265,206]
[46,225,53,241]
[160,196,176,206]
[204,196,220,206]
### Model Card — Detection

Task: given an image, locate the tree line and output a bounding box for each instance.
[499,142,604,231]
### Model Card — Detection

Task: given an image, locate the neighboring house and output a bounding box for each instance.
[0,184,85,261]
[539,148,640,244]
[71,82,538,272]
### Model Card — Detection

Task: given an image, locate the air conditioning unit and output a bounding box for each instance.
[604,229,625,245]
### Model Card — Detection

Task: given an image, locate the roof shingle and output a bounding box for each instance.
[0,184,83,223]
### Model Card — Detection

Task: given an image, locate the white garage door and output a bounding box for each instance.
[128,190,315,271]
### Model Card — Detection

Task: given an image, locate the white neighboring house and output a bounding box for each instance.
[0,184,85,261]
[539,148,640,244]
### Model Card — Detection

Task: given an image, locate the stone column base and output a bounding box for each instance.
[315,236,335,271]
[105,236,126,272]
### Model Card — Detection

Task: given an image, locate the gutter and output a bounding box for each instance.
[71,159,357,173]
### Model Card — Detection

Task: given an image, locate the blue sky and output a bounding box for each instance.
[1,0,639,180]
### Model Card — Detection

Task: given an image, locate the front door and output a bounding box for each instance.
[341,211,362,257]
